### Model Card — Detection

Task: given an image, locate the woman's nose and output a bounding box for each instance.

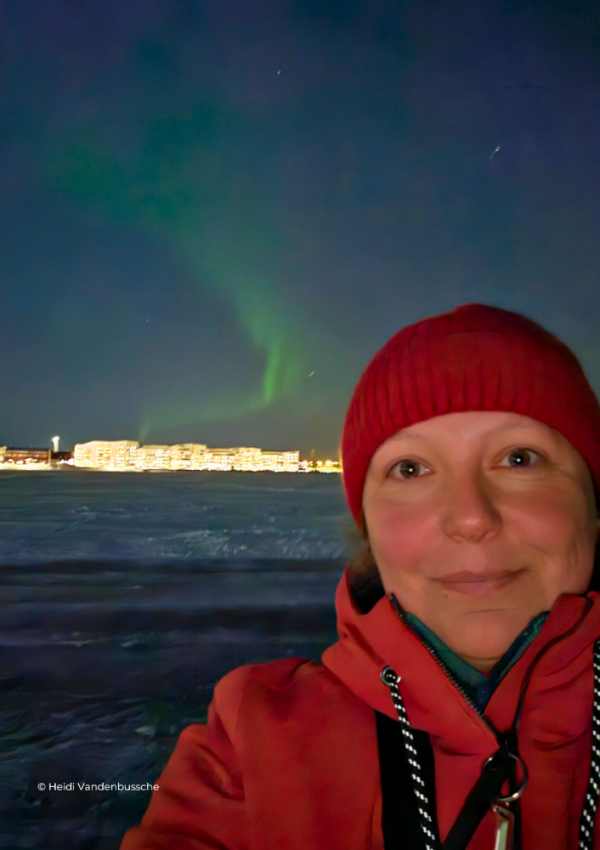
[440,473,502,543]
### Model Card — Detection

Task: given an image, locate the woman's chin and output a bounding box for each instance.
[437,610,538,671]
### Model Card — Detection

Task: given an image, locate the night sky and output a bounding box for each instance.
[2,0,600,457]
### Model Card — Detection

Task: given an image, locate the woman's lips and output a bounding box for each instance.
[435,569,523,596]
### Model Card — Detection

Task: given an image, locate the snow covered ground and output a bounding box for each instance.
[0,471,354,849]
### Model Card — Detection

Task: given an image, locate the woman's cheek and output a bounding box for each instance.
[376,516,426,568]
[509,500,573,549]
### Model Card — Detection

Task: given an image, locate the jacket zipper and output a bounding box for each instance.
[389,593,594,735]
[389,594,502,734]
[384,593,596,850]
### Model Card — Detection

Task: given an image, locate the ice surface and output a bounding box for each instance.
[0,468,352,563]
[0,470,356,848]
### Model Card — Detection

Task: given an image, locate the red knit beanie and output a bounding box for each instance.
[340,303,600,533]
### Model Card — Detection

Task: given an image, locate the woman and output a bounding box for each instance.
[120,303,600,850]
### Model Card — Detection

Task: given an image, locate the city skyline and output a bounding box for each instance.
[73,440,303,472]
[0,438,342,472]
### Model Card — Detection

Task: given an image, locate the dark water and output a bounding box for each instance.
[0,470,353,849]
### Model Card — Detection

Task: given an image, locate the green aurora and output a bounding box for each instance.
[43,102,310,445]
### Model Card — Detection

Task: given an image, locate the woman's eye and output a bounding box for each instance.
[501,448,541,468]
[391,459,429,479]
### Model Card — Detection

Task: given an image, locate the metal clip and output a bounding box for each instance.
[492,802,515,850]
[483,751,528,803]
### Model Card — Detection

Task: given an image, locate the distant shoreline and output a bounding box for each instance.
[0,464,340,473]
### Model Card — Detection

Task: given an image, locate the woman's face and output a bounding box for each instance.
[362,411,599,671]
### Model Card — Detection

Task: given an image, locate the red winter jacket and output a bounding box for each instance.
[120,567,600,850]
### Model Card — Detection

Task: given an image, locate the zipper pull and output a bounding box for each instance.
[380,665,400,687]
[492,802,514,850]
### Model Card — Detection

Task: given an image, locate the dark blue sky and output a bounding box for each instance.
[1,0,600,456]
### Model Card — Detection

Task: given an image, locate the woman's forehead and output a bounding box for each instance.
[373,412,557,455]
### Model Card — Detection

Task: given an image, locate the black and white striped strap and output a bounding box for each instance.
[579,639,600,849]
[383,641,600,850]
[381,666,438,850]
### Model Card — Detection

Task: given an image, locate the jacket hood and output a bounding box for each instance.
[322,566,600,757]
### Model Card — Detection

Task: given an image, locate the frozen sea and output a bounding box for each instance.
[0,466,351,563]
[0,469,355,850]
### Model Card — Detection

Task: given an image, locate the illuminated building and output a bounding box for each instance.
[1,446,52,466]
[202,449,237,471]
[74,440,139,469]
[282,451,301,471]
[70,439,339,473]
[260,451,300,472]
[316,459,342,473]
[134,445,171,470]
[171,443,208,470]
[232,447,263,471]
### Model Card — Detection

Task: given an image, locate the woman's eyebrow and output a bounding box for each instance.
[494,420,540,432]
[387,421,546,446]
[388,431,428,443]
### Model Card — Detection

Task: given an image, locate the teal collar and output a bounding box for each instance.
[403,610,549,711]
